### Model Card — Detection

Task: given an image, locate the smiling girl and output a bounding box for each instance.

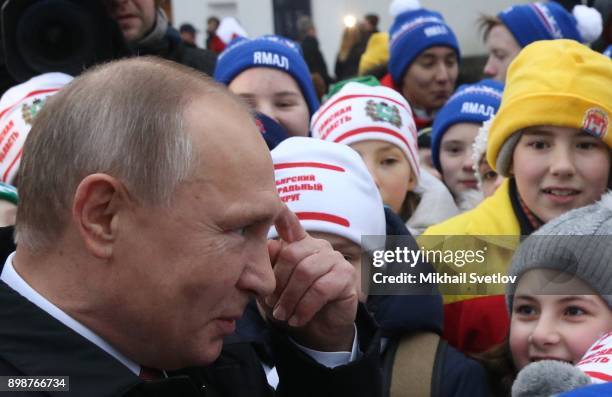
[423,40,611,355]
[489,196,612,396]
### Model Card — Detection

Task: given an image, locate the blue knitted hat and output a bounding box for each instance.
[213,35,320,116]
[498,1,591,47]
[388,6,460,85]
[431,79,504,172]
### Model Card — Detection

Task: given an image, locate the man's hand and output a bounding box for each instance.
[259,205,358,352]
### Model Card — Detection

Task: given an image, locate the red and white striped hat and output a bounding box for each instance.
[577,331,612,384]
[0,72,73,185]
[268,137,386,245]
[311,82,420,182]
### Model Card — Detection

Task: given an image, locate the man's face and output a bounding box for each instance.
[108,0,157,42]
[108,95,282,369]
[401,46,458,113]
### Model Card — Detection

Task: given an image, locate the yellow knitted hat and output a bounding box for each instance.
[358,32,389,76]
[487,39,612,176]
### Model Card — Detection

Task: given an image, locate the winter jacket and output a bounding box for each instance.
[406,169,459,236]
[237,209,489,397]
[422,179,521,354]
[130,10,217,76]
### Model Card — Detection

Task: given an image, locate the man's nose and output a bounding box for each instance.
[237,238,276,299]
[434,62,452,83]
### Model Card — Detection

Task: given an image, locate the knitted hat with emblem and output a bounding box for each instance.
[507,191,612,313]
[268,137,385,246]
[213,35,320,116]
[486,39,612,177]
[0,72,73,185]
[430,79,504,172]
[310,82,420,183]
[387,0,460,86]
[498,1,602,48]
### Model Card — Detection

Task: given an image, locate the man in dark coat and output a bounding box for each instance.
[108,0,217,75]
[297,16,332,89]
[0,57,381,396]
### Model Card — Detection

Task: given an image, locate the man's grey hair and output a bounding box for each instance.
[15,56,237,252]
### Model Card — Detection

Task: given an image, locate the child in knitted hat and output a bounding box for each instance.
[423,39,611,355]
[311,82,458,235]
[0,72,73,186]
[480,193,612,396]
[260,136,488,396]
[214,35,319,137]
[479,1,602,81]
[384,0,460,130]
[430,79,504,209]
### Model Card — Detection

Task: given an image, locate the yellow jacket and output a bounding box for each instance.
[424,178,519,236]
[419,179,521,353]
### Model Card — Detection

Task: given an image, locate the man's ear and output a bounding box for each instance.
[72,174,128,259]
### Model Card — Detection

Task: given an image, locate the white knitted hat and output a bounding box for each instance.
[0,72,73,184]
[310,82,420,182]
[268,137,386,245]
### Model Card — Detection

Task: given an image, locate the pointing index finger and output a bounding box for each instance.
[275,204,307,244]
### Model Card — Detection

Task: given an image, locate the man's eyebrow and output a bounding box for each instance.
[417,54,436,61]
[238,209,278,225]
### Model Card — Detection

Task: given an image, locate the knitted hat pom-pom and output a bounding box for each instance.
[389,0,421,17]
[573,5,603,42]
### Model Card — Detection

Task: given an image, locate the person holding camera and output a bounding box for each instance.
[107,0,217,75]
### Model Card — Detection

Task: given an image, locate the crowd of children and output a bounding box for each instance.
[0,0,610,395]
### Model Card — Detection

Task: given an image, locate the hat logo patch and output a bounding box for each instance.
[582,108,609,139]
[253,51,289,70]
[365,100,402,128]
[21,98,46,126]
[424,25,448,37]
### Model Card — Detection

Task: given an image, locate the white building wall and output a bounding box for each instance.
[172,0,532,76]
